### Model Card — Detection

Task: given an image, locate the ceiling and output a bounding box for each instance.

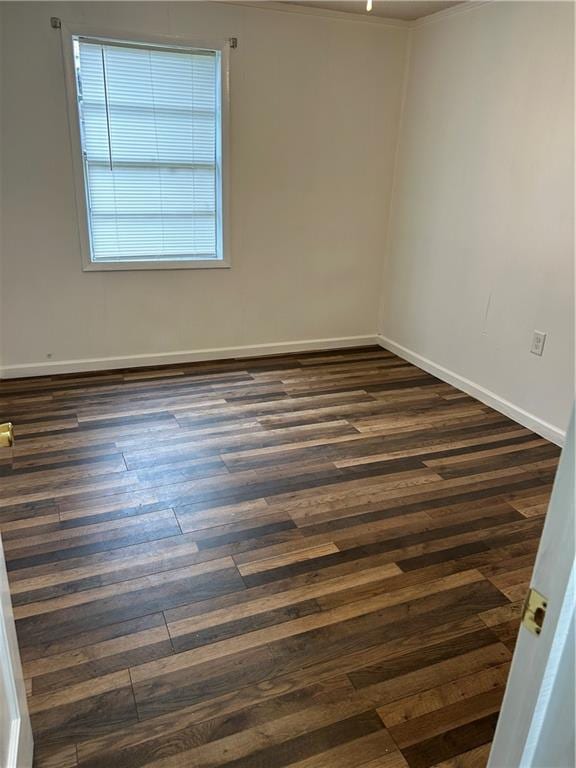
[287,1,466,21]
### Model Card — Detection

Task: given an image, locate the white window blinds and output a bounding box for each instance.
[73,38,223,263]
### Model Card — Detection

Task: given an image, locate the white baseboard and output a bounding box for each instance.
[0,335,378,380]
[377,334,566,447]
[3,332,566,447]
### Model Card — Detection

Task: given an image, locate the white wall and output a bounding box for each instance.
[0,1,572,444]
[379,1,574,442]
[0,1,408,375]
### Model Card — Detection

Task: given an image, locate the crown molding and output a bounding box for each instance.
[219,2,411,29]
[413,1,494,28]
[217,1,496,30]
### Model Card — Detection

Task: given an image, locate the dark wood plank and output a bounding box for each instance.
[0,346,559,766]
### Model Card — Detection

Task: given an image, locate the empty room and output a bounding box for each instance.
[0,1,574,767]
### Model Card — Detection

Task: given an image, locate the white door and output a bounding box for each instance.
[488,412,575,767]
[0,535,33,768]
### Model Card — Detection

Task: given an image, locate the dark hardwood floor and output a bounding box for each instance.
[0,347,560,768]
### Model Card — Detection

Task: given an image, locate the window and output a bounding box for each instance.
[67,34,228,269]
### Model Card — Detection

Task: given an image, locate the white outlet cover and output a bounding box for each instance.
[531,331,547,356]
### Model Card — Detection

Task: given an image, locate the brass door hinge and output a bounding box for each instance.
[522,587,548,636]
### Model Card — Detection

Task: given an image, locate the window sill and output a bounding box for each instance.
[82,259,231,272]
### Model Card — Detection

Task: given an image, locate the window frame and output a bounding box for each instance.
[61,25,231,271]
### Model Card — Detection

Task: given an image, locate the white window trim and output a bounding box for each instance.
[61,24,231,271]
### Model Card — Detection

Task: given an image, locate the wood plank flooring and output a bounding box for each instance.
[0,347,560,768]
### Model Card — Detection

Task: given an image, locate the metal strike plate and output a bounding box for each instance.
[522,587,548,636]
[0,422,14,448]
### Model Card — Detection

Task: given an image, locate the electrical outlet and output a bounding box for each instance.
[531,331,547,357]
